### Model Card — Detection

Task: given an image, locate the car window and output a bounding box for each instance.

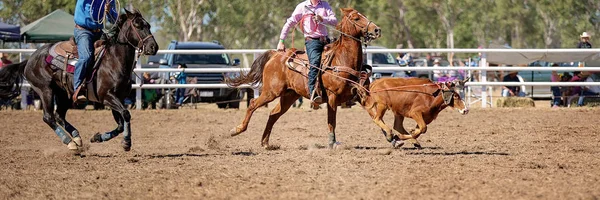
[173,54,230,65]
[372,53,396,65]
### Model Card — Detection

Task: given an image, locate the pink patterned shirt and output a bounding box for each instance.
[279,0,337,40]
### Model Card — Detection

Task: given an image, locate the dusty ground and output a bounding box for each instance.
[1,105,599,199]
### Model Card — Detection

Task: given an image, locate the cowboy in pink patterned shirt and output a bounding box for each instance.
[277,0,337,103]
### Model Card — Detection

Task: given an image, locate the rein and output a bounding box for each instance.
[106,14,153,87]
[303,6,372,46]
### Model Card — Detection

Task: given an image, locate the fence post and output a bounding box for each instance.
[480,58,487,108]
[135,51,142,110]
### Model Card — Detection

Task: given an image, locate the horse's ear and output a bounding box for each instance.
[340,8,353,16]
[124,8,133,16]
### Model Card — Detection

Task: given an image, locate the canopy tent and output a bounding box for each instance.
[0,22,20,42]
[20,9,75,43]
[486,44,600,66]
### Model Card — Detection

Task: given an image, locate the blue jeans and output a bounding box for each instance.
[73,28,102,91]
[551,86,561,106]
[175,88,186,105]
[578,90,599,106]
[305,39,325,97]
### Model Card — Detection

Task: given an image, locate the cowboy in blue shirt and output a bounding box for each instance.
[73,0,118,101]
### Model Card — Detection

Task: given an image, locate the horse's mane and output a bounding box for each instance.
[106,13,128,44]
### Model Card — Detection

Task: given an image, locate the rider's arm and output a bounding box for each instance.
[279,4,303,40]
[321,3,337,26]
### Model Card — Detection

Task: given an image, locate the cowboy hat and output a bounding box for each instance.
[580,32,591,38]
[433,59,440,63]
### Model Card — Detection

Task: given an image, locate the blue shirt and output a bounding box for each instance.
[175,72,187,84]
[74,0,118,30]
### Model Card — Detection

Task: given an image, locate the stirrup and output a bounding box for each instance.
[72,84,87,103]
[310,89,323,104]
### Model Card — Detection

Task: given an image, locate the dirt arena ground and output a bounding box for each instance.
[1,104,599,199]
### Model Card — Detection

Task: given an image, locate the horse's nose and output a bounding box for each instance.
[374,28,381,37]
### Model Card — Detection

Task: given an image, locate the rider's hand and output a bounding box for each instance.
[277,41,285,52]
[313,15,323,23]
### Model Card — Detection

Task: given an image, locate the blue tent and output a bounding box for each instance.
[0,22,20,42]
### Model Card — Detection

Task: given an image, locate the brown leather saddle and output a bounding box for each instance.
[284,45,335,78]
[54,37,106,61]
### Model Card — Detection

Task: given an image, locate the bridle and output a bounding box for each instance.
[122,16,154,53]
[344,11,375,42]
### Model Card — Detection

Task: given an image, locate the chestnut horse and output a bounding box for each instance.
[226,8,381,148]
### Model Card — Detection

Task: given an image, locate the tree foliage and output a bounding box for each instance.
[0,0,599,50]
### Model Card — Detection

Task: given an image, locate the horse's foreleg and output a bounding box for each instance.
[90,110,124,143]
[326,102,338,149]
[34,87,76,150]
[101,93,131,151]
[230,91,277,136]
[55,102,82,148]
[260,93,299,148]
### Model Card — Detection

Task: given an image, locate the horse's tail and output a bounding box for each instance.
[225,50,275,87]
[0,60,28,100]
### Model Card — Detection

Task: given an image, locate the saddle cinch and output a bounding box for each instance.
[46,37,107,102]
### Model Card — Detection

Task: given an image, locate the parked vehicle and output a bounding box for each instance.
[518,61,580,99]
[363,46,407,82]
[158,40,242,109]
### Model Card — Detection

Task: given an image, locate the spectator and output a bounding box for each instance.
[577,32,592,49]
[577,32,592,68]
[432,59,443,82]
[142,72,157,109]
[550,68,561,107]
[502,71,525,97]
[577,73,600,106]
[425,53,434,67]
[397,53,416,77]
[173,63,187,106]
[0,54,13,68]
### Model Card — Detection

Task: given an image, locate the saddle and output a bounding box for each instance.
[284,46,369,95]
[46,37,107,103]
[47,37,106,73]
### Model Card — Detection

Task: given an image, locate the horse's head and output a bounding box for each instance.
[115,8,158,55]
[339,8,381,42]
[440,81,469,115]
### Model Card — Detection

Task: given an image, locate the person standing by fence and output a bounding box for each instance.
[173,64,187,107]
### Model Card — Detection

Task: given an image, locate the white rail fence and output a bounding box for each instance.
[2,48,600,109]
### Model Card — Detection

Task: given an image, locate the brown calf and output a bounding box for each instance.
[358,77,469,148]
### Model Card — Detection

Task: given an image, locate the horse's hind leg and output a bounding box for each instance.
[33,87,77,150]
[230,91,277,136]
[90,110,124,143]
[261,92,300,148]
[100,93,131,151]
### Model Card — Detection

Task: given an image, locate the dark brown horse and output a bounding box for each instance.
[226,8,381,148]
[0,9,158,151]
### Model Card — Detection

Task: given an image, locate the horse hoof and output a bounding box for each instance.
[73,137,83,147]
[230,127,242,137]
[90,133,102,143]
[122,140,131,152]
[67,141,79,150]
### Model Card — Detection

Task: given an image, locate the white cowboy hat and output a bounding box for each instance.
[433,59,440,63]
[580,32,591,38]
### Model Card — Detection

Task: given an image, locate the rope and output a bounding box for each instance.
[89,0,121,30]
